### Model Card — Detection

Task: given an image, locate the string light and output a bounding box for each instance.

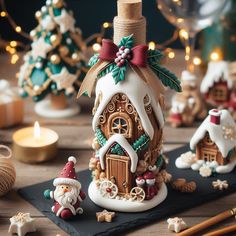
[0,0,31,40]
[193,57,202,65]
[210,51,220,61]
[0,10,6,17]
[179,29,188,40]
[103,22,110,29]
[148,41,156,50]
[10,40,17,47]
[15,26,21,32]
[168,51,175,59]
[0,0,183,66]
[11,54,19,64]
[92,43,101,52]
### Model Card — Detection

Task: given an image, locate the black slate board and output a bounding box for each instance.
[18,145,236,236]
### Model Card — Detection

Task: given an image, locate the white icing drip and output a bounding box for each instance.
[99,134,138,173]
[200,61,233,93]
[190,109,236,158]
[216,157,236,173]
[88,181,167,212]
[93,67,164,139]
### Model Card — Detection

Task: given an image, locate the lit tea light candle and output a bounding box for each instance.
[13,121,58,163]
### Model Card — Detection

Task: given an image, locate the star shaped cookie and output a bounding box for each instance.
[96,210,115,223]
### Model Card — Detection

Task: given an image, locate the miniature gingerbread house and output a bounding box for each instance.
[201,61,233,106]
[190,109,236,167]
[78,0,180,212]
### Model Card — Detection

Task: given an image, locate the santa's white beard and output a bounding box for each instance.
[54,186,80,211]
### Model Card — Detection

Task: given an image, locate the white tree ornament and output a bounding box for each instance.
[50,67,77,93]
[41,15,56,31]
[54,9,75,33]
[31,37,52,60]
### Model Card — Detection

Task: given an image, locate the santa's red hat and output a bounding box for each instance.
[53,156,81,188]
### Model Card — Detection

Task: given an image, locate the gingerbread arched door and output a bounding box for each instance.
[105,154,133,194]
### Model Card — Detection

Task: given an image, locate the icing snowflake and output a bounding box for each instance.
[212,179,229,190]
[50,67,77,94]
[54,9,75,33]
[31,37,52,60]
[167,217,188,233]
[180,151,196,165]
[199,165,212,177]
[9,212,36,236]
[222,125,236,141]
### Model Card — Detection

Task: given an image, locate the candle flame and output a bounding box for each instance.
[34,121,41,139]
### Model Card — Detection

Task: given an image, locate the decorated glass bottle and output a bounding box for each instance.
[78,0,181,212]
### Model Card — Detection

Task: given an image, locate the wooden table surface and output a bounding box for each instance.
[1,51,236,236]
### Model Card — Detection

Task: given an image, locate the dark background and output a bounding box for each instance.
[0,0,183,48]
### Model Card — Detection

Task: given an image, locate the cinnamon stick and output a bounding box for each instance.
[203,224,236,236]
[176,209,235,236]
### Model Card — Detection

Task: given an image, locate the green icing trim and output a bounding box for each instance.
[132,134,150,152]
[112,64,127,84]
[89,54,99,67]
[156,154,164,168]
[149,62,182,92]
[111,143,125,155]
[53,7,62,16]
[118,34,133,49]
[95,128,150,155]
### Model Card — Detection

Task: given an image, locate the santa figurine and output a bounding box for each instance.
[44,156,86,220]
[135,176,145,189]
[143,171,158,200]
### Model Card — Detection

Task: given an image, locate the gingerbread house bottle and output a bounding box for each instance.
[86,0,168,212]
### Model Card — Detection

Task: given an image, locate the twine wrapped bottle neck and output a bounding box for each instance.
[113,16,146,46]
[113,0,146,46]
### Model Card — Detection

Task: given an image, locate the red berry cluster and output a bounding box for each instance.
[114,46,131,67]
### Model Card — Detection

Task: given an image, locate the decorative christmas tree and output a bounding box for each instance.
[78,0,181,212]
[18,0,88,118]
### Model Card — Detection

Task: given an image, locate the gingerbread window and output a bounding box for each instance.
[204,133,214,145]
[212,86,227,101]
[108,112,132,138]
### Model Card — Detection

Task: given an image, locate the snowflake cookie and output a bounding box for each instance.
[167,217,188,233]
[199,165,212,177]
[212,179,229,190]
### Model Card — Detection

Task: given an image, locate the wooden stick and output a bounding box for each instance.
[176,208,236,236]
[50,93,68,110]
[203,224,236,236]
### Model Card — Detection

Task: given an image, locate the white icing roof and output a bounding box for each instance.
[93,67,164,139]
[190,109,236,158]
[99,134,138,173]
[200,61,233,93]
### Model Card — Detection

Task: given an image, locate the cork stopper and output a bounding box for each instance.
[113,0,146,45]
[117,0,142,20]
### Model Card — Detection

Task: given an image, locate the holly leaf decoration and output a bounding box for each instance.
[112,64,127,84]
[98,63,116,78]
[89,54,99,67]
[147,49,164,64]
[150,64,182,92]
[118,34,134,49]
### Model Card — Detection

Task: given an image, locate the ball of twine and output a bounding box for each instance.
[0,145,16,197]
